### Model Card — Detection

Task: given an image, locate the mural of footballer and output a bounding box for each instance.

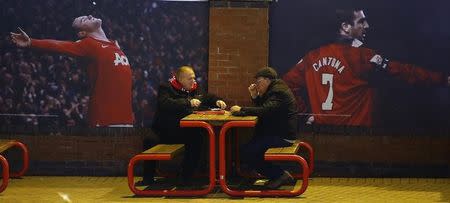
[283,8,450,127]
[11,15,134,127]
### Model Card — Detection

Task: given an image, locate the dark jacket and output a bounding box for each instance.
[233,79,298,140]
[151,83,220,137]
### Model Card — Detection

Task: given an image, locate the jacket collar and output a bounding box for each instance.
[336,35,364,48]
[168,75,198,93]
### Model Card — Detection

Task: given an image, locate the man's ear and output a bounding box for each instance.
[77,31,87,38]
[341,22,351,33]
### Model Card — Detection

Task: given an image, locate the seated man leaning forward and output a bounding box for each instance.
[230,67,299,189]
[139,66,227,186]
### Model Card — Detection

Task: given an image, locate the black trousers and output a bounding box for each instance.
[240,136,292,179]
[143,127,205,182]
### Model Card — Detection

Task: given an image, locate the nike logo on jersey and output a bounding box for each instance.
[101,45,109,48]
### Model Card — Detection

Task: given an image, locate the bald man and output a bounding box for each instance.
[10,15,133,127]
[139,66,226,186]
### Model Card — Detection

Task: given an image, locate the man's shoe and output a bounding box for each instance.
[265,171,295,189]
[134,179,154,187]
[245,170,262,178]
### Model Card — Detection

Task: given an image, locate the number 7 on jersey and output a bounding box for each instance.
[322,73,334,110]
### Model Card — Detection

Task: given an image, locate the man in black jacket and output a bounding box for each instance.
[139,66,226,186]
[231,67,298,189]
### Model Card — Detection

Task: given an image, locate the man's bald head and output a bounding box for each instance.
[176,66,196,90]
[176,66,194,79]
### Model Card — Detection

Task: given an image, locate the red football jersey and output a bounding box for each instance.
[31,37,133,127]
[283,42,446,127]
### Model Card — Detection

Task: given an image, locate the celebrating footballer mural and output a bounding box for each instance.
[1,0,209,129]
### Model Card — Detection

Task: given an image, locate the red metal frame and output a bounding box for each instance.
[297,141,314,176]
[9,141,29,177]
[235,137,314,178]
[219,121,310,197]
[0,155,9,193]
[127,121,215,196]
[0,140,28,193]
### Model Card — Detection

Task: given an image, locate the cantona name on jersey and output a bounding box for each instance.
[312,57,345,74]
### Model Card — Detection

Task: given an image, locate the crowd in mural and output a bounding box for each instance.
[0,0,209,129]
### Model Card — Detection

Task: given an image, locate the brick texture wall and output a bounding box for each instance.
[208,5,269,106]
[1,129,147,176]
[1,130,448,177]
[301,132,449,177]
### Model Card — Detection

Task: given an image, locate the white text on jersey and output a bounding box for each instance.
[114,53,129,66]
[313,57,345,74]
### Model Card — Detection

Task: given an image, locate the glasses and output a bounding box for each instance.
[255,78,265,85]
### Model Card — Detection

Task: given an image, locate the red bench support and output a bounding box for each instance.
[219,121,310,197]
[127,121,215,196]
[0,140,29,193]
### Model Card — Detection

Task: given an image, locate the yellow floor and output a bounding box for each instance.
[0,177,449,202]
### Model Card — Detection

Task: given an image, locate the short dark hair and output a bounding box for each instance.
[335,7,364,31]
[254,67,278,80]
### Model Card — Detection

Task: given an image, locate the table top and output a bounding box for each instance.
[181,111,257,126]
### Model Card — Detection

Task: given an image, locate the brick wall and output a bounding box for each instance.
[300,132,449,177]
[208,3,269,106]
[1,130,448,177]
[1,129,148,176]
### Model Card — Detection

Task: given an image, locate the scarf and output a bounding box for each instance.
[168,75,198,93]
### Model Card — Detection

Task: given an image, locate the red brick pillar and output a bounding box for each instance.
[208,2,269,106]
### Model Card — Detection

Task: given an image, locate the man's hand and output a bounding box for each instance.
[306,116,315,125]
[190,99,201,108]
[248,83,258,98]
[230,105,241,113]
[10,27,31,48]
[216,100,227,110]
